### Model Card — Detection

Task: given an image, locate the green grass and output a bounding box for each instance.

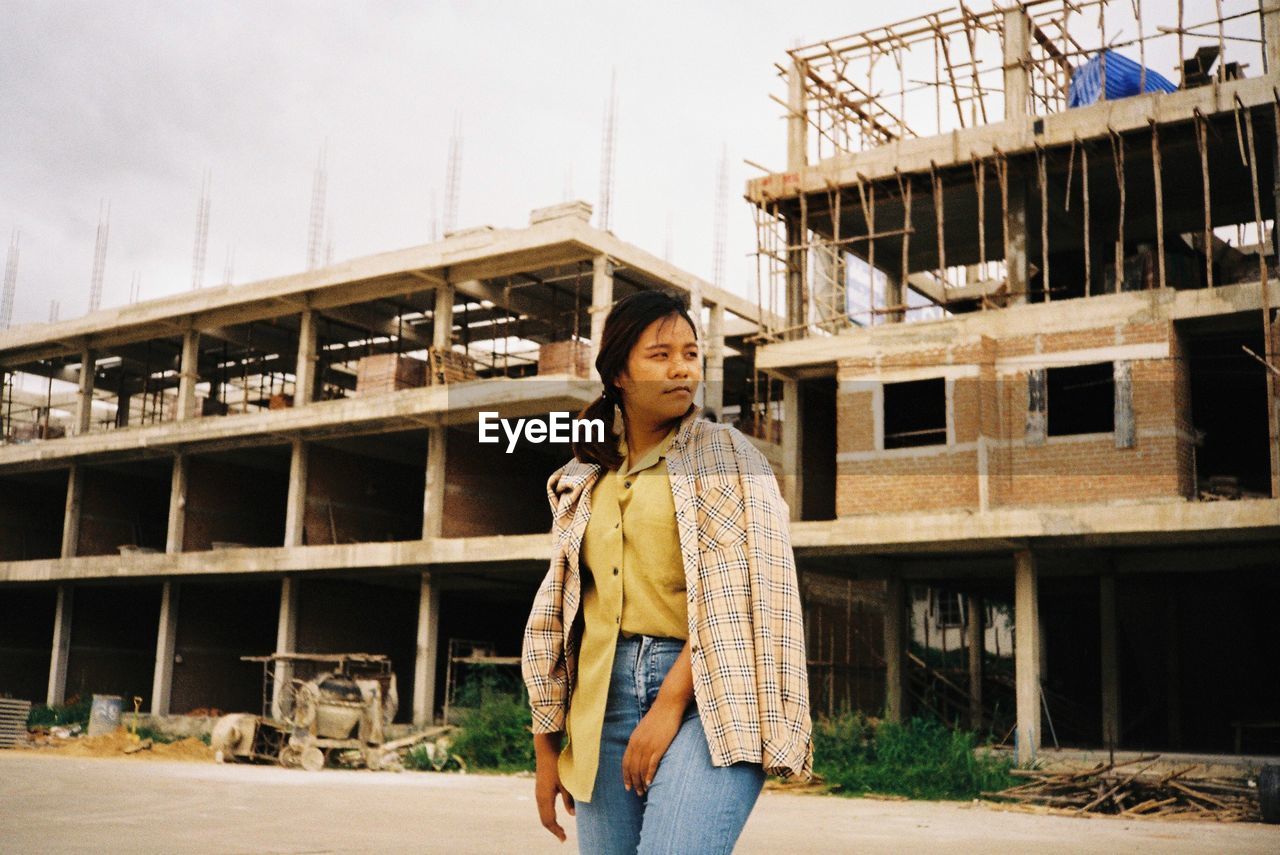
[813,713,1015,800]
[26,697,92,729]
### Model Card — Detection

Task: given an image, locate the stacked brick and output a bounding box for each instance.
[537,339,592,378]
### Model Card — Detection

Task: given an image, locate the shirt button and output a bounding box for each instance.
[612,567,619,576]
[616,616,621,624]
[624,480,632,488]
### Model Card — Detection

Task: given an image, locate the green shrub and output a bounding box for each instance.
[813,714,1014,800]
[26,696,92,729]
[448,665,535,772]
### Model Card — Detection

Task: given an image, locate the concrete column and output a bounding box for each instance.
[703,303,725,419]
[1002,8,1030,121]
[46,584,73,706]
[150,581,179,715]
[883,577,907,724]
[785,217,807,337]
[294,309,318,406]
[423,427,447,538]
[1014,549,1041,765]
[589,256,613,381]
[787,58,808,172]
[283,439,308,547]
[1263,2,1280,74]
[74,349,95,435]
[781,379,803,521]
[165,453,188,554]
[885,273,905,324]
[412,572,441,727]
[271,576,299,720]
[176,330,200,420]
[433,283,455,351]
[967,594,984,731]
[1004,175,1029,305]
[61,464,83,559]
[1099,574,1121,749]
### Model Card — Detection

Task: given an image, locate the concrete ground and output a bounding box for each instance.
[2,752,1277,854]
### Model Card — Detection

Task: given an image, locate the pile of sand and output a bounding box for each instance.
[42,728,214,762]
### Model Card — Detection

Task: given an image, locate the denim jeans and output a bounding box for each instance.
[574,634,765,855]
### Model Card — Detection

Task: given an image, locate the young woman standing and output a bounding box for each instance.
[522,290,811,854]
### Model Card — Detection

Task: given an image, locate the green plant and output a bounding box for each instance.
[131,725,177,744]
[448,666,535,772]
[26,696,92,729]
[199,732,211,746]
[813,714,1014,800]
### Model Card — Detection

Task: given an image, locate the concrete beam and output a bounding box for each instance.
[271,576,298,720]
[46,584,72,706]
[589,256,612,381]
[1014,549,1040,765]
[150,581,179,715]
[412,572,440,727]
[883,576,907,724]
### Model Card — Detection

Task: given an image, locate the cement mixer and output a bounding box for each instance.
[213,652,405,771]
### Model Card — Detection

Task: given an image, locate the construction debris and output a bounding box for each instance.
[984,756,1261,821]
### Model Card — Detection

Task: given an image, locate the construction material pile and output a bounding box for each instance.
[985,756,1260,822]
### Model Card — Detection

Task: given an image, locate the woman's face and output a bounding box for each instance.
[615,313,701,424]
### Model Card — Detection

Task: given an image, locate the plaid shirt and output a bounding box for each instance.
[522,407,813,780]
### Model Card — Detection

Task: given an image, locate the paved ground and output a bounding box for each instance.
[2,752,1278,854]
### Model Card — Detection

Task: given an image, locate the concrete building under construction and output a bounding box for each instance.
[746,0,1280,763]
[0,201,762,727]
[1,0,1278,769]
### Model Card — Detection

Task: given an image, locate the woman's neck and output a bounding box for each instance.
[623,411,679,462]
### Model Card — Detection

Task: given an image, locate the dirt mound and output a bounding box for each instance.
[43,728,214,762]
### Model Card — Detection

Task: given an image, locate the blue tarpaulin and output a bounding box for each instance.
[1067,50,1177,107]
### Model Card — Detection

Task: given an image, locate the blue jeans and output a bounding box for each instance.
[574,634,765,855]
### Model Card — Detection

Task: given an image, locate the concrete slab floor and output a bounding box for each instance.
[1,753,1278,854]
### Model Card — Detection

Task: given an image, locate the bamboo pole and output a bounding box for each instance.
[1195,110,1215,288]
[1083,143,1092,296]
[1110,129,1126,293]
[1038,145,1050,301]
[1151,120,1166,290]
[932,161,947,295]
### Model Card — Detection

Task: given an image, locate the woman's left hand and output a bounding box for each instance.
[621,698,684,796]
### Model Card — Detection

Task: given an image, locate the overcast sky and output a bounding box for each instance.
[0,0,940,327]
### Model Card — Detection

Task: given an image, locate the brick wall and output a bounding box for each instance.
[835,322,1190,516]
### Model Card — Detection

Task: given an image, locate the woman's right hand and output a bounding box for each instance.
[534,732,574,842]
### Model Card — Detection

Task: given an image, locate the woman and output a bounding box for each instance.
[522,290,811,854]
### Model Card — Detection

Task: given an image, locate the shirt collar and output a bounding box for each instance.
[617,423,680,477]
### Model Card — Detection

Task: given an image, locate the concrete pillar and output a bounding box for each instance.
[150,581,179,715]
[1264,2,1280,74]
[166,453,188,554]
[46,584,73,706]
[967,594,984,731]
[434,283,455,351]
[271,576,299,720]
[423,427,447,539]
[412,572,441,727]
[589,256,613,381]
[1004,175,1029,305]
[703,303,725,419]
[1099,574,1121,749]
[283,439,308,547]
[176,330,200,420]
[787,58,808,172]
[885,273,905,324]
[74,349,95,435]
[781,379,803,521]
[883,577,907,724]
[1002,8,1030,121]
[785,217,807,337]
[61,465,83,559]
[294,309,318,406]
[1014,549,1041,765]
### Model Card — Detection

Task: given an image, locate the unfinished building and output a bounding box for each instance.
[748,0,1280,762]
[0,202,766,726]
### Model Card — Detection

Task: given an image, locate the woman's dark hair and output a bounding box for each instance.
[571,290,697,469]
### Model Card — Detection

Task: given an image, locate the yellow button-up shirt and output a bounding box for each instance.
[557,426,687,802]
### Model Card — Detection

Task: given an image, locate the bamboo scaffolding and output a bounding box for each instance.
[1150,120,1166,290]
[1194,110,1215,288]
[1109,128,1126,293]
